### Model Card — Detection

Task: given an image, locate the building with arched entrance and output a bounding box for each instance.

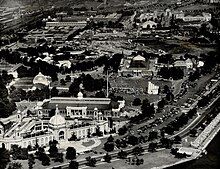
[0,92,126,150]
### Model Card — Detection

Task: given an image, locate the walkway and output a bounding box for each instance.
[58,138,102,153]
[191,112,220,149]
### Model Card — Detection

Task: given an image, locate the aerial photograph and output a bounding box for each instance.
[0,0,219,169]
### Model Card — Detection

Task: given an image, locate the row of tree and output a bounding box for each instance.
[0,77,16,118]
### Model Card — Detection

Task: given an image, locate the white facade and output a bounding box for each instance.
[175,11,211,22]
[46,21,87,27]
[148,81,159,95]
[185,58,194,69]
[0,93,126,150]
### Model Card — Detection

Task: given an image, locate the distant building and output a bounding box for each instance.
[92,13,122,24]
[33,72,51,89]
[119,55,152,77]
[46,21,87,27]
[175,11,211,22]
[200,0,220,3]
[41,92,123,118]
[8,64,29,79]
[185,58,194,69]
[147,81,159,95]
[142,20,157,29]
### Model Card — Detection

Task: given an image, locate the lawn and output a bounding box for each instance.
[82,140,96,147]
[85,149,181,169]
[110,76,172,105]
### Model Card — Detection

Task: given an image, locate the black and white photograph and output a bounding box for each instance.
[0,0,220,169]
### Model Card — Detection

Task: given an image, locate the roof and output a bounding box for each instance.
[177,147,195,156]
[42,97,112,110]
[142,20,157,28]
[33,72,51,86]
[174,60,187,67]
[49,114,66,126]
[9,63,28,72]
[185,58,193,64]
[133,55,146,61]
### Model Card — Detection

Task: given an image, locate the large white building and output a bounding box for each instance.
[175,11,211,22]
[46,21,87,27]
[119,55,154,77]
[147,81,159,95]
[0,92,125,150]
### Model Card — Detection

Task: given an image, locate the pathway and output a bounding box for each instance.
[58,138,102,153]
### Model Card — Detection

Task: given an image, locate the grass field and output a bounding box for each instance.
[86,149,180,169]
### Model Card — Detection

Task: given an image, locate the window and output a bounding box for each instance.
[59,131,64,140]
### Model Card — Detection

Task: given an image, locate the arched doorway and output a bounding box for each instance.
[59,131,64,140]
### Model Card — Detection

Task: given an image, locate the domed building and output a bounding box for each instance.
[0,92,126,150]
[49,105,66,140]
[33,72,51,88]
[49,105,66,128]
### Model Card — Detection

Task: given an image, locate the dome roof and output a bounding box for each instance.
[49,105,66,126]
[49,114,66,126]
[33,72,50,86]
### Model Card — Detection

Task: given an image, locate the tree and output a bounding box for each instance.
[171,148,178,155]
[107,135,114,142]
[28,154,35,169]
[104,141,115,152]
[132,146,144,155]
[174,136,182,144]
[35,147,46,161]
[136,158,144,165]
[118,150,127,159]
[188,108,197,119]
[66,147,76,160]
[0,79,16,118]
[148,142,157,152]
[190,129,197,137]
[65,75,71,82]
[54,153,64,163]
[10,145,28,160]
[9,88,26,102]
[133,98,142,106]
[104,153,112,163]
[51,87,59,97]
[69,160,79,169]
[95,91,105,98]
[127,135,139,146]
[85,156,96,167]
[0,144,10,169]
[158,98,166,109]
[166,92,174,102]
[118,126,128,135]
[48,140,58,158]
[60,79,66,85]
[148,131,158,141]
[160,138,173,149]
[8,162,22,169]
[163,85,170,94]
[41,153,50,166]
